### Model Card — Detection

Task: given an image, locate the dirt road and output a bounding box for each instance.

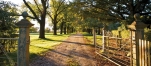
[30,34,116,66]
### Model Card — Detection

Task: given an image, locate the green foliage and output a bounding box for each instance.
[107,22,121,30]
[84,17,103,28]
[70,0,119,31]
[48,0,70,35]
[0,33,70,65]
[141,15,151,24]
[112,22,130,38]
[23,0,49,38]
[121,30,130,38]
[45,27,50,33]
[0,1,18,37]
[112,30,130,38]
[144,28,151,41]
[82,32,102,46]
[30,27,38,33]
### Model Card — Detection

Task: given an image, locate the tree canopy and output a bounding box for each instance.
[23,0,49,38]
[0,0,18,37]
[19,0,151,36]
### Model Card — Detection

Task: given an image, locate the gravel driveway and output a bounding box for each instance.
[29,34,116,66]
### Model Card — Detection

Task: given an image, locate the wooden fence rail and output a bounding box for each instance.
[138,39,150,66]
[98,30,151,66]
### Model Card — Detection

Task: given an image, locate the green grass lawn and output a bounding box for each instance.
[82,32,103,54]
[0,33,70,65]
[29,33,70,59]
[1,32,103,65]
[82,32,102,46]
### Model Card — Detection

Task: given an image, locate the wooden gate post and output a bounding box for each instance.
[93,27,96,46]
[16,11,34,66]
[134,13,147,66]
[102,27,107,53]
[118,30,121,48]
[102,28,105,52]
[128,13,147,66]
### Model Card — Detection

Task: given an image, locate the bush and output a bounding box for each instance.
[112,30,130,38]
[144,28,151,41]
[30,27,38,33]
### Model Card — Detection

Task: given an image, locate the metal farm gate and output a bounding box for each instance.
[95,29,151,66]
[95,30,131,66]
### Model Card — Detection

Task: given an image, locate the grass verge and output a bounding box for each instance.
[30,33,70,60]
[82,32,102,46]
[0,33,70,65]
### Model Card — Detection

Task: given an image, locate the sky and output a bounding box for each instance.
[5,0,30,5]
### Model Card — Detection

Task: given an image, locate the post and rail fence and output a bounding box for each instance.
[0,11,33,66]
[95,29,131,66]
[0,12,150,66]
[138,39,150,66]
[0,38,18,66]
[95,13,151,66]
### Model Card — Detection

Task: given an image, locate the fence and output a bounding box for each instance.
[98,30,131,65]
[0,38,18,66]
[130,39,151,66]
[130,31,151,66]
[137,39,150,66]
[0,11,33,66]
[95,30,151,66]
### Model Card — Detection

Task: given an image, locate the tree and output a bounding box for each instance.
[69,0,151,36]
[30,27,38,33]
[58,3,77,34]
[70,0,111,34]
[47,0,69,35]
[89,0,151,23]
[23,0,49,39]
[0,0,18,37]
[72,0,151,24]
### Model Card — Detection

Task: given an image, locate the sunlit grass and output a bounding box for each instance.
[29,33,69,59]
[82,32,102,46]
[0,33,70,65]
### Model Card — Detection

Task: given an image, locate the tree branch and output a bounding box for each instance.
[23,0,41,23]
[56,0,65,14]
[34,0,42,14]
[47,11,54,23]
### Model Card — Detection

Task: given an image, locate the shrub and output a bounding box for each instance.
[112,30,130,38]
[144,28,151,41]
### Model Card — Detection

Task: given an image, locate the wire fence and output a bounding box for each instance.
[95,30,131,65]
[0,38,18,66]
[95,30,151,66]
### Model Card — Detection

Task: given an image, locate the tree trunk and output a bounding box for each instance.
[53,16,57,35]
[67,25,70,34]
[87,29,92,34]
[39,20,45,39]
[60,22,64,34]
[71,27,74,33]
[64,24,66,34]
[53,20,57,35]
[97,27,101,35]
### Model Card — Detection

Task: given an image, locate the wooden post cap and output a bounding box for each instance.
[127,13,147,30]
